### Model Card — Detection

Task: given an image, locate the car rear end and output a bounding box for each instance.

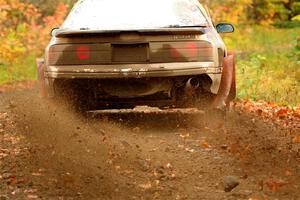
[40,0,230,110]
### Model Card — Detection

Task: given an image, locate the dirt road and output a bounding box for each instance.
[0,86,300,200]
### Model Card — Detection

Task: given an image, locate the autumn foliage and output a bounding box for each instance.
[203,0,300,25]
[0,0,68,65]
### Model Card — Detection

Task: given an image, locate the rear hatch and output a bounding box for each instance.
[47,29,214,66]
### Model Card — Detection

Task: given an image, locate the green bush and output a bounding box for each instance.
[0,57,37,85]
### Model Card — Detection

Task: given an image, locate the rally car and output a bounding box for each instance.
[37,0,236,111]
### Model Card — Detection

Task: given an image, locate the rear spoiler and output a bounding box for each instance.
[55,28,206,37]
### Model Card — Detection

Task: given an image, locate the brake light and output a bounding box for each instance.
[76,45,90,60]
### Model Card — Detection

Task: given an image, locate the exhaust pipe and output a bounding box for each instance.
[186,78,200,89]
[185,78,200,95]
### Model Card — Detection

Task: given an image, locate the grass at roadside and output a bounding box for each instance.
[224,26,300,106]
[0,56,37,85]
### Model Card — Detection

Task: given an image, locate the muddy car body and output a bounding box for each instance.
[38,0,236,110]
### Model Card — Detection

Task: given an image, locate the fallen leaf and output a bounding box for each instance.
[101,136,107,143]
[24,189,38,194]
[180,133,190,139]
[159,140,166,144]
[230,143,241,154]
[292,136,300,143]
[201,140,210,149]
[27,195,38,199]
[166,163,172,169]
[257,180,264,191]
[276,108,288,117]
[185,148,195,153]
[123,170,133,175]
[266,181,280,193]
[9,176,17,185]
[138,182,152,190]
[285,170,293,176]
[133,127,140,132]
[31,172,42,176]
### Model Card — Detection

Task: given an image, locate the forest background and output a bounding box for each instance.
[0,0,299,106]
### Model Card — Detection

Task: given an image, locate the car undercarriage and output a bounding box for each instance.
[51,74,216,110]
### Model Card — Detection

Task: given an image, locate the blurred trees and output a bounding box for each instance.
[251,0,300,23]
[0,0,68,65]
[25,0,76,16]
[201,0,300,25]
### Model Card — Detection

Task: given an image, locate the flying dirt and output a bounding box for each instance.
[0,85,300,200]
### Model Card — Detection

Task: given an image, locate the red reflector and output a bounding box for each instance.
[186,42,198,57]
[76,45,90,60]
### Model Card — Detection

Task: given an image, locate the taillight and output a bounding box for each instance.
[169,42,199,59]
[47,43,110,65]
[76,45,90,60]
[151,41,213,63]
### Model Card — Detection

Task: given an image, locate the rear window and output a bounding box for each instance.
[61,0,208,30]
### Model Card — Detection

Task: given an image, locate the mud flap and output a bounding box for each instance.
[228,52,236,102]
[36,58,46,98]
[211,52,236,109]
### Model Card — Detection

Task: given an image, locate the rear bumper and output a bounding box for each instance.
[45,62,221,79]
[44,62,222,97]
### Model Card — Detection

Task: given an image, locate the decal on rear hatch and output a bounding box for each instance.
[173,35,200,40]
